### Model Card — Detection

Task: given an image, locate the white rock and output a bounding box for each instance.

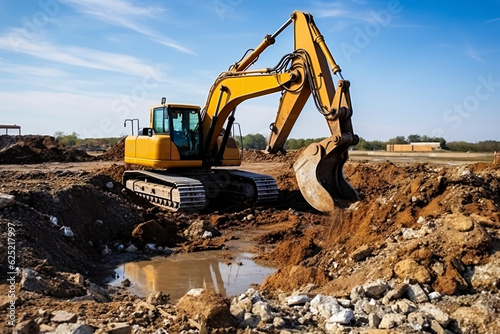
[242,312,260,328]
[117,244,125,252]
[408,311,429,329]
[407,284,429,303]
[379,313,406,329]
[350,285,365,303]
[363,280,388,299]
[252,301,272,322]
[0,193,15,209]
[273,317,285,328]
[401,228,423,240]
[428,291,441,300]
[327,308,354,325]
[202,231,213,239]
[51,310,77,323]
[55,323,93,334]
[106,182,114,189]
[419,303,450,327]
[186,288,204,297]
[286,294,311,306]
[471,258,500,290]
[61,226,74,238]
[50,215,59,226]
[368,313,381,328]
[394,299,417,314]
[230,298,252,320]
[310,295,340,319]
[146,243,156,251]
[417,216,426,224]
[22,268,37,279]
[337,299,351,308]
[125,244,138,253]
[324,321,341,333]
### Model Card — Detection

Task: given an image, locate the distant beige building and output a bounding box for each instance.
[386,142,441,152]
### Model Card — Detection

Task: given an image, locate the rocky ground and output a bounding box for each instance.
[0,136,499,333]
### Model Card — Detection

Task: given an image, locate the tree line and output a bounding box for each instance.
[241,133,500,153]
[54,131,500,153]
[54,132,122,147]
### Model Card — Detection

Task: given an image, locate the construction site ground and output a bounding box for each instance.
[0,136,499,333]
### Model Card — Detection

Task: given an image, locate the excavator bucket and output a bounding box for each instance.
[294,139,359,213]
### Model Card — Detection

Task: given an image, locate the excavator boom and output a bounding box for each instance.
[201,11,359,212]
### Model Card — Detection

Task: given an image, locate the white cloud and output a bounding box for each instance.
[0,90,153,137]
[0,29,168,78]
[465,43,485,63]
[59,0,195,54]
[314,2,372,22]
[0,60,67,77]
[485,17,500,24]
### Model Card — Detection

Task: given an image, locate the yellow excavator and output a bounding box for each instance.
[123,11,359,213]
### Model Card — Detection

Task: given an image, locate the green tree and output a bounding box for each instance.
[388,136,408,144]
[54,131,80,146]
[407,134,422,143]
[353,138,386,151]
[242,133,267,150]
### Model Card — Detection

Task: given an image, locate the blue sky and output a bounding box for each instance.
[0,0,499,142]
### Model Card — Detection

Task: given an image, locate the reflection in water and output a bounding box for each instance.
[112,251,275,301]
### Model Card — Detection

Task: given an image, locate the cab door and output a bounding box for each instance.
[169,108,202,160]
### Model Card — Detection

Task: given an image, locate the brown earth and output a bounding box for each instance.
[0,135,92,164]
[98,136,126,161]
[0,141,499,333]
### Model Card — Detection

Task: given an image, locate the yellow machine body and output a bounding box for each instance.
[123,11,359,212]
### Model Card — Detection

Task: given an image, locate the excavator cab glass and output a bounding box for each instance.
[169,107,202,159]
[153,107,169,134]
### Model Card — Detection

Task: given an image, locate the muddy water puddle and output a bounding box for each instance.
[110,251,275,301]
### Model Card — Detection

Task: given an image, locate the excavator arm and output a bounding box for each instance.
[200,11,359,212]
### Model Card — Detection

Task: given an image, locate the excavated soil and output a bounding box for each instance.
[99,137,126,161]
[0,141,499,333]
[0,135,92,164]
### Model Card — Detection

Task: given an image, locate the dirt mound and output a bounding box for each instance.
[99,136,125,161]
[0,170,144,274]
[261,162,500,299]
[242,149,301,164]
[0,135,91,164]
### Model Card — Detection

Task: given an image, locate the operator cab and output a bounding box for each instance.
[152,104,202,159]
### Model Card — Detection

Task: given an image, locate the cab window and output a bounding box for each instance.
[169,108,201,158]
[153,107,169,134]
